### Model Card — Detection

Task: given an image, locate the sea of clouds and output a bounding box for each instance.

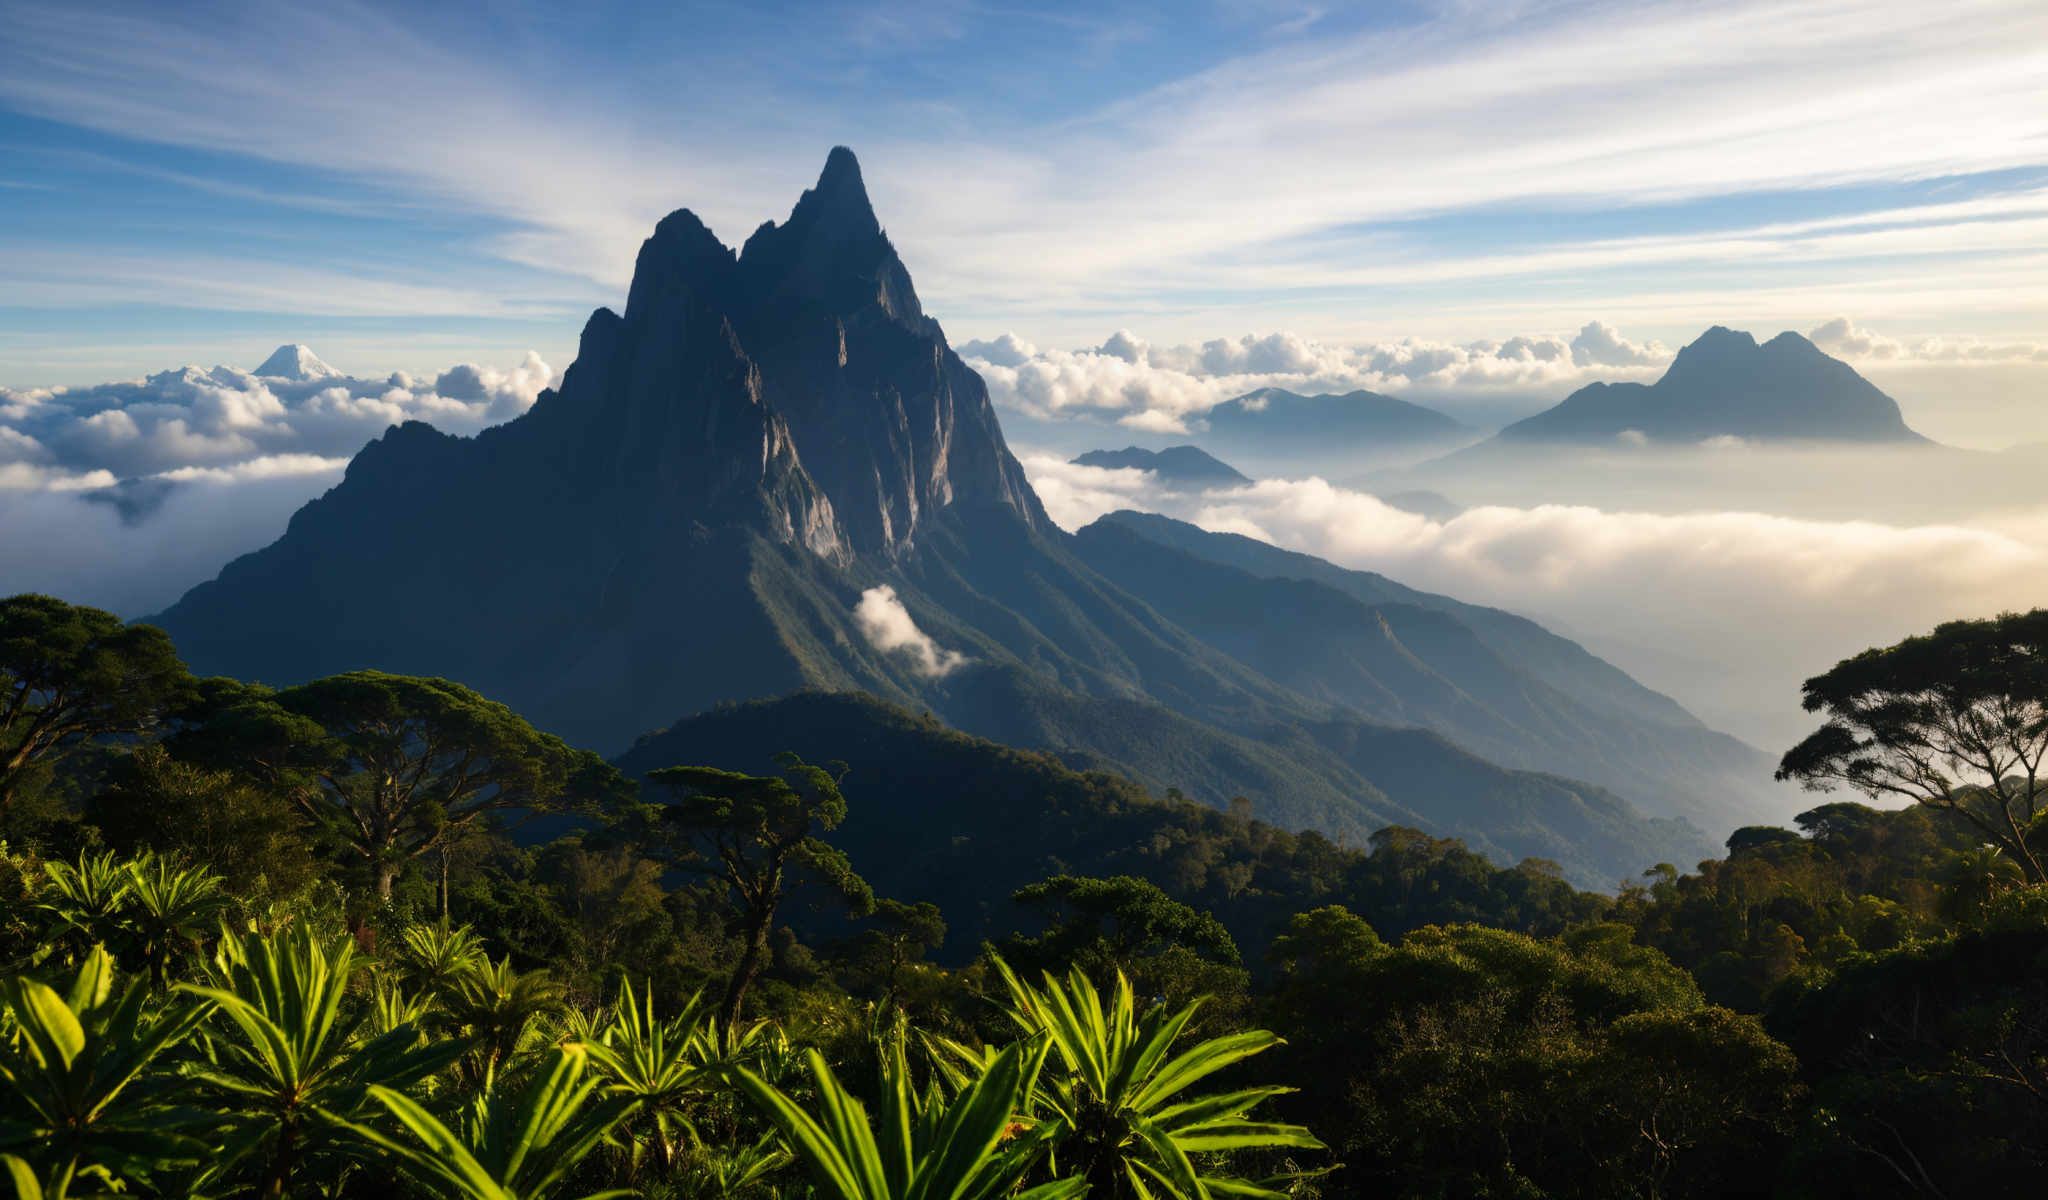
[1021,453,2048,755]
[959,321,1669,433]
[0,348,557,615]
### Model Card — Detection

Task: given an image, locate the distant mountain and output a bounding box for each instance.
[1071,445,1249,487]
[1205,387,1470,451]
[254,344,340,381]
[1497,326,1928,445]
[619,690,1711,912]
[1378,490,1463,523]
[153,147,1746,885]
[1073,511,1776,829]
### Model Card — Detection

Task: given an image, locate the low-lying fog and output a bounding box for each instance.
[1021,445,2048,760]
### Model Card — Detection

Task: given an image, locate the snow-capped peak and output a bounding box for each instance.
[254,344,340,381]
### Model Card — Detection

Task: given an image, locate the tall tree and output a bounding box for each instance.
[639,754,872,1039]
[184,671,628,900]
[1778,610,2048,882]
[0,595,193,823]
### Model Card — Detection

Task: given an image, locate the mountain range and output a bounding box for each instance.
[151,147,1764,886]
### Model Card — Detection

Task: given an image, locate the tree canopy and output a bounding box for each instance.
[1779,609,2048,881]
[0,595,193,824]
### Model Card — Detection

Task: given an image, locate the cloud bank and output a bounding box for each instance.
[0,348,558,616]
[0,349,555,485]
[1019,454,2048,751]
[853,585,970,678]
[963,322,1667,431]
[1808,316,2048,366]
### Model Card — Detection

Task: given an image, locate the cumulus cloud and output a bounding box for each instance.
[0,347,559,616]
[853,585,970,678]
[1019,453,2048,751]
[0,348,557,485]
[1809,316,2048,365]
[964,324,1671,430]
[1570,321,1667,366]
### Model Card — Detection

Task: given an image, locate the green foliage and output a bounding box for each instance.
[986,955,1323,1199]
[345,1044,638,1200]
[735,1036,1082,1200]
[0,948,212,1193]
[1780,608,2048,881]
[0,596,194,829]
[638,754,875,1038]
[181,924,462,1194]
[180,670,631,899]
[87,744,323,901]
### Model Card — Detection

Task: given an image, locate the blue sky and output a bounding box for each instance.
[2,0,2045,394]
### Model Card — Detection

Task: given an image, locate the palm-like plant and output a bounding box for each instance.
[445,954,569,1089]
[343,1042,640,1200]
[734,1035,1084,1200]
[0,947,212,1195]
[36,853,133,963]
[388,918,491,1001]
[671,1132,792,1199]
[123,853,228,989]
[181,925,464,1196]
[580,980,711,1173]
[989,957,1324,1200]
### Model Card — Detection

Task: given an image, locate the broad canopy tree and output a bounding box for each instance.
[178,671,628,901]
[638,753,873,1039]
[0,595,194,822]
[1779,610,2048,883]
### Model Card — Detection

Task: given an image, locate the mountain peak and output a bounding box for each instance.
[797,145,880,241]
[1498,323,1926,444]
[255,344,338,381]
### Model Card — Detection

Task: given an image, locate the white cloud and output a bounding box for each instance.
[1020,453,2048,750]
[966,324,1669,428]
[1570,321,1666,367]
[1809,316,2048,365]
[853,584,970,678]
[0,349,557,483]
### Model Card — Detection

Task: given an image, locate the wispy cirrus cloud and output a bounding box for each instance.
[0,0,2042,350]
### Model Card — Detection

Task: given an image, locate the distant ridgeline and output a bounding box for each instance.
[1070,445,1250,487]
[1496,326,1928,446]
[155,148,1773,887]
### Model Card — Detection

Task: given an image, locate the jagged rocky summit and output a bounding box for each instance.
[155,147,1773,884]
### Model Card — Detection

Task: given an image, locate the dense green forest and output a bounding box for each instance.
[3,593,2046,1197]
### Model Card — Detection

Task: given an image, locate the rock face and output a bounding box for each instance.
[155,148,1044,744]
[1498,326,1927,444]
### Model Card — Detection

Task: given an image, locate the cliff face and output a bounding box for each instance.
[153,148,1046,746]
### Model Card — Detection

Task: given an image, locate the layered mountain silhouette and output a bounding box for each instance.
[1071,445,1249,487]
[154,147,1755,885]
[1205,387,1471,453]
[1496,326,1927,445]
